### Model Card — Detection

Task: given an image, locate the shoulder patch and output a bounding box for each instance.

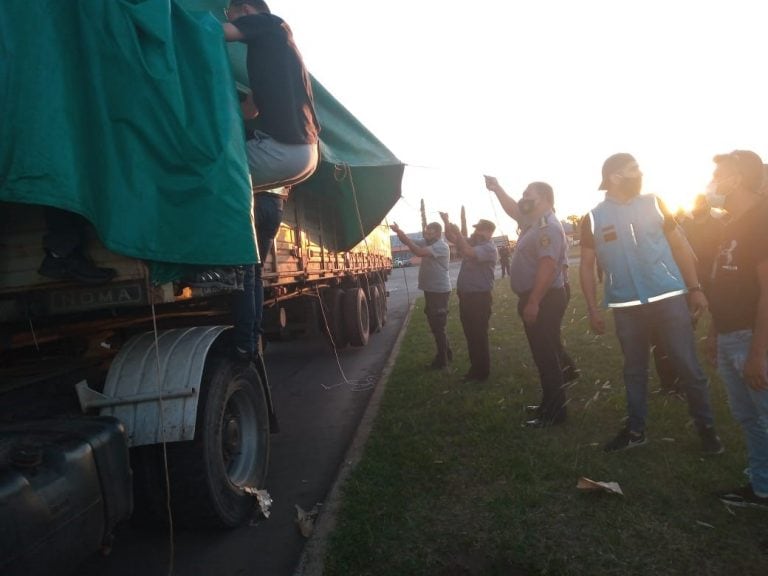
[540,234,551,248]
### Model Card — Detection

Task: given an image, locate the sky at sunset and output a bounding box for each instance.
[274,0,767,235]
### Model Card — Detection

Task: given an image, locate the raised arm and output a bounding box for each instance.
[389,223,433,258]
[485,176,521,222]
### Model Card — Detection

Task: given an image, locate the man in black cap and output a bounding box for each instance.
[579,153,723,454]
[441,213,498,381]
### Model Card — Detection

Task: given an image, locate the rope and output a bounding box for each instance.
[313,286,375,392]
[28,318,39,352]
[145,276,175,576]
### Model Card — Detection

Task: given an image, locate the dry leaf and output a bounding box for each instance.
[243,487,273,519]
[296,504,321,538]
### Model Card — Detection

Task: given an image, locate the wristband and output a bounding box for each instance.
[687,284,702,293]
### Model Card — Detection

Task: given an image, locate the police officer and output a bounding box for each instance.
[390,221,453,368]
[441,212,498,382]
[486,178,572,427]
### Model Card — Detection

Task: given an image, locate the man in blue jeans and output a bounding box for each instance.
[579,153,724,454]
[705,150,768,509]
[223,0,320,358]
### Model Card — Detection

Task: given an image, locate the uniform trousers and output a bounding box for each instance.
[458,290,492,379]
[517,287,568,422]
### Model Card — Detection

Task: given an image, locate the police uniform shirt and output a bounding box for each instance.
[456,239,498,292]
[416,238,451,293]
[509,212,566,295]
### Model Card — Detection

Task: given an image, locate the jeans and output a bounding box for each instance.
[43,207,86,257]
[717,330,768,497]
[613,295,715,432]
[458,291,492,379]
[518,287,568,422]
[232,195,284,354]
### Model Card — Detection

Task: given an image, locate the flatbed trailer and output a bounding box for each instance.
[0,2,401,573]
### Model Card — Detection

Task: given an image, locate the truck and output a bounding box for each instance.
[0,2,403,574]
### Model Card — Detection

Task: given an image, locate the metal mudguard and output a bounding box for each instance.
[77,326,230,447]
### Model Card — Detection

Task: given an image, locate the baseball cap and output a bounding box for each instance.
[599,153,637,190]
[473,219,496,234]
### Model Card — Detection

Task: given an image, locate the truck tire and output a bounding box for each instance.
[321,288,348,349]
[368,284,383,333]
[167,356,270,528]
[344,287,370,347]
[376,281,388,327]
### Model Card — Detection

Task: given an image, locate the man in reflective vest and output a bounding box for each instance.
[579,153,723,454]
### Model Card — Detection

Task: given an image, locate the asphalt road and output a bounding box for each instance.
[79,265,424,576]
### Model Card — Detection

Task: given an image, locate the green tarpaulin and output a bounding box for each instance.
[0,0,403,279]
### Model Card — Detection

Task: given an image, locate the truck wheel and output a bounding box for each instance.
[321,288,348,349]
[376,281,388,327]
[344,287,370,347]
[168,357,270,528]
[368,284,383,333]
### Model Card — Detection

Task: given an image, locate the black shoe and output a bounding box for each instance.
[604,427,647,452]
[716,484,768,510]
[699,426,725,455]
[39,252,117,284]
[430,357,448,369]
[462,371,488,382]
[563,366,581,383]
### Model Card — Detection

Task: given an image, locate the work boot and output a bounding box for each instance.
[38,251,116,284]
[430,339,449,369]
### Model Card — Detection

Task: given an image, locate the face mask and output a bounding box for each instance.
[616,175,642,197]
[518,198,537,215]
[469,232,482,245]
[705,182,726,209]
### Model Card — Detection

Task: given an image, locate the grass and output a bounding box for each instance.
[322,279,768,576]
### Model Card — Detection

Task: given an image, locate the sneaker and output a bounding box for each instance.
[184,267,241,290]
[699,426,725,455]
[716,484,768,510]
[39,252,117,285]
[604,427,647,452]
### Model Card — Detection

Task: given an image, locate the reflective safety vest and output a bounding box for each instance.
[590,194,685,308]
